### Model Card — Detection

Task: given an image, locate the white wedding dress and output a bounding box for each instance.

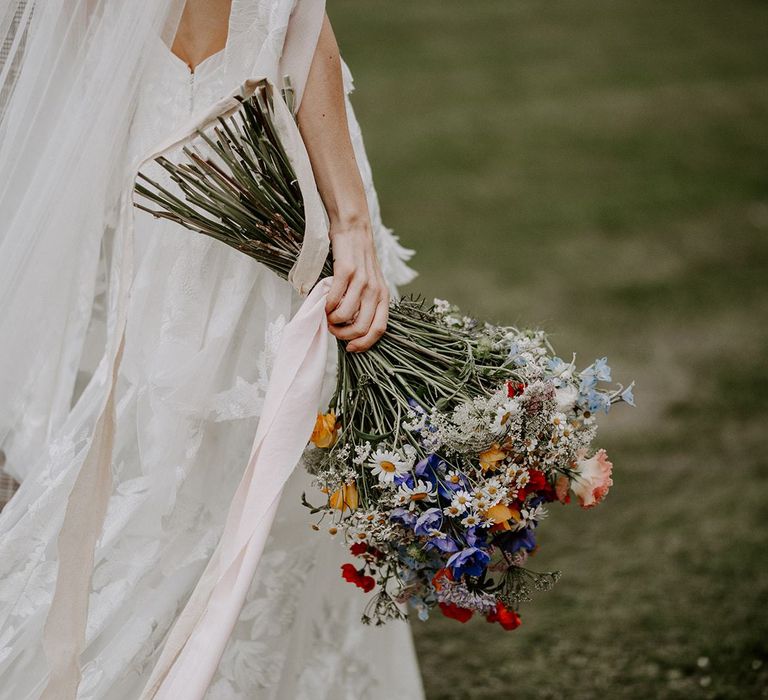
[0,4,423,698]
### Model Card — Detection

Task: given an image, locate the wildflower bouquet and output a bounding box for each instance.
[134,80,634,631]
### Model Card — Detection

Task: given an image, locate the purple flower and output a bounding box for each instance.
[390,508,417,529]
[437,473,467,500]
[446,547,491,579]
[425,534,459,554]
[407,397,425,412]
[497,527,537,555]
[414,508,443,537]
[463,526,486,548]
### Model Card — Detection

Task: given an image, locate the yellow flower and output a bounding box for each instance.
[327,482,359,513]
[311,411,338,448]
[483,503,521,531]
[479,444,507,473]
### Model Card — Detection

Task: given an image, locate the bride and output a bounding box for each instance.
[0,0,424,698]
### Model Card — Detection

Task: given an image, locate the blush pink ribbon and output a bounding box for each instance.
[139,276,333,699]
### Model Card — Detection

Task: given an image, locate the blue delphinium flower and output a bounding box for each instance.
[579,357,611,393]
[582,388,611,414]
[412,454,444,490]
[506,342,527,367]
[593,357,612,382]
[407,397,425,412]
[446,547,491,578]
[546,356,569,375]
[620,382,636,407]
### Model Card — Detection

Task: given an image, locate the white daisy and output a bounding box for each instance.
[368,449,410,484]
[482,478,506,503]
[398,479,437,510]
[461,512,481,527]
[472,495,490,512]
[444,470,464,488]
[451,490,472,511]
[443,503,464,518]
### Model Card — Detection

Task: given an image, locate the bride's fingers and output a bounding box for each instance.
[324,266,352,315]
[327,277,364,325]
[330,289,378,340]
[346,297,389,352]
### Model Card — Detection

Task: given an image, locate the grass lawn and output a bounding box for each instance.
[331,1,768,697]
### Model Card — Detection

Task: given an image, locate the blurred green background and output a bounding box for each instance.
[331,1,768,698]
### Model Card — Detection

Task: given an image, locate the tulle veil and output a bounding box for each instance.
[0,0,190,481]
[0,0,332,476]
[0,1,330,695]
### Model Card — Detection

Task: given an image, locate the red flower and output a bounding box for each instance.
[438,602,474,623]
[358,575,376,592]
[507,381,525,398]
[486,601,522,631]
[350,542,368,556]
[526,468,548,491]
[517,468,557,501]
[340,563,376,592]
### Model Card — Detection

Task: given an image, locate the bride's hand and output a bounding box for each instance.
[325,221,389,352]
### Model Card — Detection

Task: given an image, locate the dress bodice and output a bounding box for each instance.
[129,38,229,166]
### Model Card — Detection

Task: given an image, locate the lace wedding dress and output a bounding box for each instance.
[0,3,424,698]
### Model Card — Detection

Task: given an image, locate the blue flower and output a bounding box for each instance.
[579,357,611,392]
[412,454,443,490]
[498,527,537,555]
[621,382,636,407]
[593,357,612,382]
[580,388,611,414]
[463,526,487,548]
[425,534,459,554]
[408,397,425,412]
[446,547,491,579]
[390,508,417,529]
[414,508,443,537]
[506,342,528,367]
[410,596,431,621]
[547,356,568,374]
[394,473,411,488]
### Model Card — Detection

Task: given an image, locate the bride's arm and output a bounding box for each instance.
[297,14,389,353]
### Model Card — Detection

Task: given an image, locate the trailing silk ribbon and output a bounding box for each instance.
[139,277,332,699]
[40,73,329,698]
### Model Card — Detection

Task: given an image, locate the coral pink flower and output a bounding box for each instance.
[570,449,613,508]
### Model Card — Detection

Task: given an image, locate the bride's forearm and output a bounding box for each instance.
[296,14,389,353]
[297,14,370,234]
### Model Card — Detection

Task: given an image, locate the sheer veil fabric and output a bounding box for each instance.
[0,1,422,698]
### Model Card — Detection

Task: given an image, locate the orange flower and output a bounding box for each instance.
[327,482,359,513]
[483,503,520,531]
[431,568,453,592]
[311,411,338,448]
[479,444,507,473]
